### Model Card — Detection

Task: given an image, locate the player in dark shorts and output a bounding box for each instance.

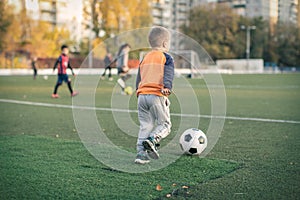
[52,45,78,98]
[101,53,115,81]
[116,43,131,94]
[31,57,38,79]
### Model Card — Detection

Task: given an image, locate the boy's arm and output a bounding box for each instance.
[163,53,175,91]
[53,58,59,71]
[136,67,141,90]
[68,61,75,75]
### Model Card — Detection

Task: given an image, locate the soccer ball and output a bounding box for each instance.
[124,86,133,95]
[43,75,48,80]
[179,128,207,155]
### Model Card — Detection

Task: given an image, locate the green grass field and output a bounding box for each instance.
[0,74,299,199]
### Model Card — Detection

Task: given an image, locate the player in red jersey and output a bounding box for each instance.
[52,45,78,98]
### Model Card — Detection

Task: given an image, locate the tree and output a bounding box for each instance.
[275,23,300,67]
[2,5,75,60]
[245,17,268,59]
[27,21,73,58]
[123,0,152,29]
[181,4,300,67]
[0,1,13,52]
[98,0,152,38]
[263,31,278,64]
[80,0,152,56]
[82,0,103,38]
[99,0,124,36]
[182,5,244,60]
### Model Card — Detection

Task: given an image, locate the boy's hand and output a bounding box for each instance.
[161,88,171,96]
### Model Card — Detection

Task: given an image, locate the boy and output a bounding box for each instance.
[116,43,131,94]
[52,45,78,98]
[31,57,38,80]
[101,52,115,81]
[135,26,174,164]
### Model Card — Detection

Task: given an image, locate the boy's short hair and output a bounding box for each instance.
[61,44,68,51]
[148,26,170,48]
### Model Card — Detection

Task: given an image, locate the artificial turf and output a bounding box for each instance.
[0,74,299,199]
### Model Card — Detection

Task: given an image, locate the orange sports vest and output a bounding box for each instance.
[137,50,174,96]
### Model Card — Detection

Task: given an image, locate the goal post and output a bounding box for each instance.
[172,50,202,78]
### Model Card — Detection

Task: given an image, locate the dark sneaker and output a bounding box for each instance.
[143,138,160,159]
[135,152,150,164]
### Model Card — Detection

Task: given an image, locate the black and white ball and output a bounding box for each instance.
[179,128,207,155]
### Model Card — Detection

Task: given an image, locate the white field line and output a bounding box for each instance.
[0,98,300,125]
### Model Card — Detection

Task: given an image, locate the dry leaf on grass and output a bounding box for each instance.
[156,184,162,191]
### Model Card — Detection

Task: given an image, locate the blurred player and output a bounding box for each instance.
[101,52,114,81]
[31,57,38,80]
[51,45,78,98]
[116,43,131,94]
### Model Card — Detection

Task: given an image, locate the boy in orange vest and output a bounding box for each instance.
[135,26,174,164]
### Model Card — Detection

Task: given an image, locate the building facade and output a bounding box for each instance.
[278,0,298,25]
[38,0,82,42]
[9,0,82,42]
[217,0,299,26]
[151,0,202,31]
[151,0,299,29]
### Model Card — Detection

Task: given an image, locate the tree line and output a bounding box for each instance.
[0,1,299,68]
[182,5,300,67]
[0,0,152,68]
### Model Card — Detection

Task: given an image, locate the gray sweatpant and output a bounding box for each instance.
[137,94,171,152]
